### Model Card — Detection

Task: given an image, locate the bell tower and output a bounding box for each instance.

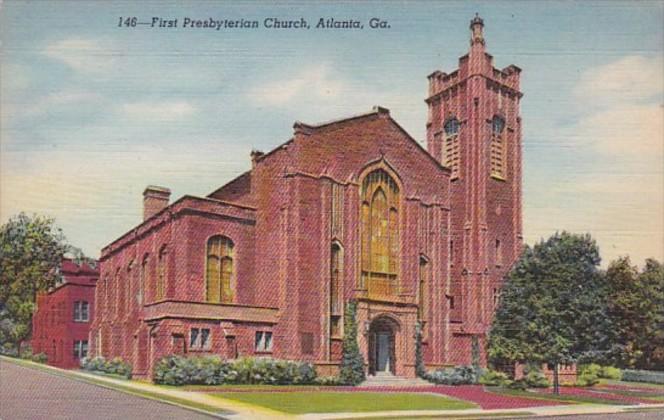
[426,15,523,365]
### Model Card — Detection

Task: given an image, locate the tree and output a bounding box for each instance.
[603,257,644,367]
[414,321,426,378]
[638,259,664,370]
[339,300,366,385]
[488,232,607,394]
[603,257,664,370]
[0,213,70,352]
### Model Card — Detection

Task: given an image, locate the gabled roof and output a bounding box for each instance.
[205,106,450,198]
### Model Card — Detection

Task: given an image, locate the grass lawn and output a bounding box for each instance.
[178,384,326,392]
[601,379,664,391]
[213,391,477,414]
[337,412,534,420]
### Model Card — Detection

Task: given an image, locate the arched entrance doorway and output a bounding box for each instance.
[368,316,398,375]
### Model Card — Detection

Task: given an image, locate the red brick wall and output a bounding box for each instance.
[31,260,98,369]
[426,26,522,365]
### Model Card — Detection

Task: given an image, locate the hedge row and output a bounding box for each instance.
[81,356,132,379]
[153,355,319,386]
[622,369,664,384]
[424,365,485,385]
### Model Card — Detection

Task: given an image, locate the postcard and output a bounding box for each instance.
[1,1,662,419]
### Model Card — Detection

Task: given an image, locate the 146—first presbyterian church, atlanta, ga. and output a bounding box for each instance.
[90,15,523,379]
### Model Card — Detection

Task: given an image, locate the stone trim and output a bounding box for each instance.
[143,300,278,324]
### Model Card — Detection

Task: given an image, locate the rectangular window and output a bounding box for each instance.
[190,328,199,348]
[200,328,210,349]
[81,302,89,321]
[495,239,503,267]
[73,340,88,359]
[73,301,81,321]
[189,328,211,350]
[255,331,273,352]
[330,316,341,337]
[493,287,501,307]
[73,301,89,322]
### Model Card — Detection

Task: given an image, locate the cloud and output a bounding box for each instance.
[574,103,663,158]
[248,65,345,105]
[1,135,250,257]
[119,101,196,121]
[43,39,116,73]
[21,91,102,117]
[571,55,663,159]
[525,171,663,266]
[574,55,663,106]
[525,54,664,265]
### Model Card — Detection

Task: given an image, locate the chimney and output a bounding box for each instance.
[250,149,265,169]
[143,186,171,221]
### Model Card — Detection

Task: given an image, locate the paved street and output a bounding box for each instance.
[540,410,664,419]
[0,360,218,420]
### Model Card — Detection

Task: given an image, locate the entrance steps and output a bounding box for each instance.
[359,373,431,387]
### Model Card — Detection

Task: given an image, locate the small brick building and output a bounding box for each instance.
[31,259,98,369]
[90,15,523,379]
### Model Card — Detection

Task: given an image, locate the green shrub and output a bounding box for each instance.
[576,372,600,387]
[0,343,18,357]
[523,365,549,388]
[577,363,620,386]
[579,363,602,377]
[18,346,33,360]
[31,352,48,363]
[479,369,511,387]
[152,355,318,386]
[425,365,485,385]
[414,321,426,378]
[600,366,621,380]
[621,369,664,385]
[80,356,132,379]
[339,301,366,385]
[314,376,344,386]
[576,364,600,387]
[508,378,528,390]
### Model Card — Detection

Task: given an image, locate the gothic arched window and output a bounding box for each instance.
[361,169,400,297]
[418,256,430,339]
[138,254,148,305]
[418,256,429,322]
[443,118,461,178]
[490,116,506,178]
[206,236,234,303]
[330,243,343,338]
[156,246,167,301]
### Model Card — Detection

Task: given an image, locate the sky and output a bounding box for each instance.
[1,0,663,266]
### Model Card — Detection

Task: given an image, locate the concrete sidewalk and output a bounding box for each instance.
[298,403,664,419]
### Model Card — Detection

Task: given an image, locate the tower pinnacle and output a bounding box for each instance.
[470,13,485,46]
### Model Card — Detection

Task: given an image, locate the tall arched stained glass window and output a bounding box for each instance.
[206,236,234,303]
[360,169,400,297]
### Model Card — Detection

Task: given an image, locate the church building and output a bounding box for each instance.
[90,15,523,379]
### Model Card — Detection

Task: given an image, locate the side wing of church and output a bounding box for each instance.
[89,15,522,379]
